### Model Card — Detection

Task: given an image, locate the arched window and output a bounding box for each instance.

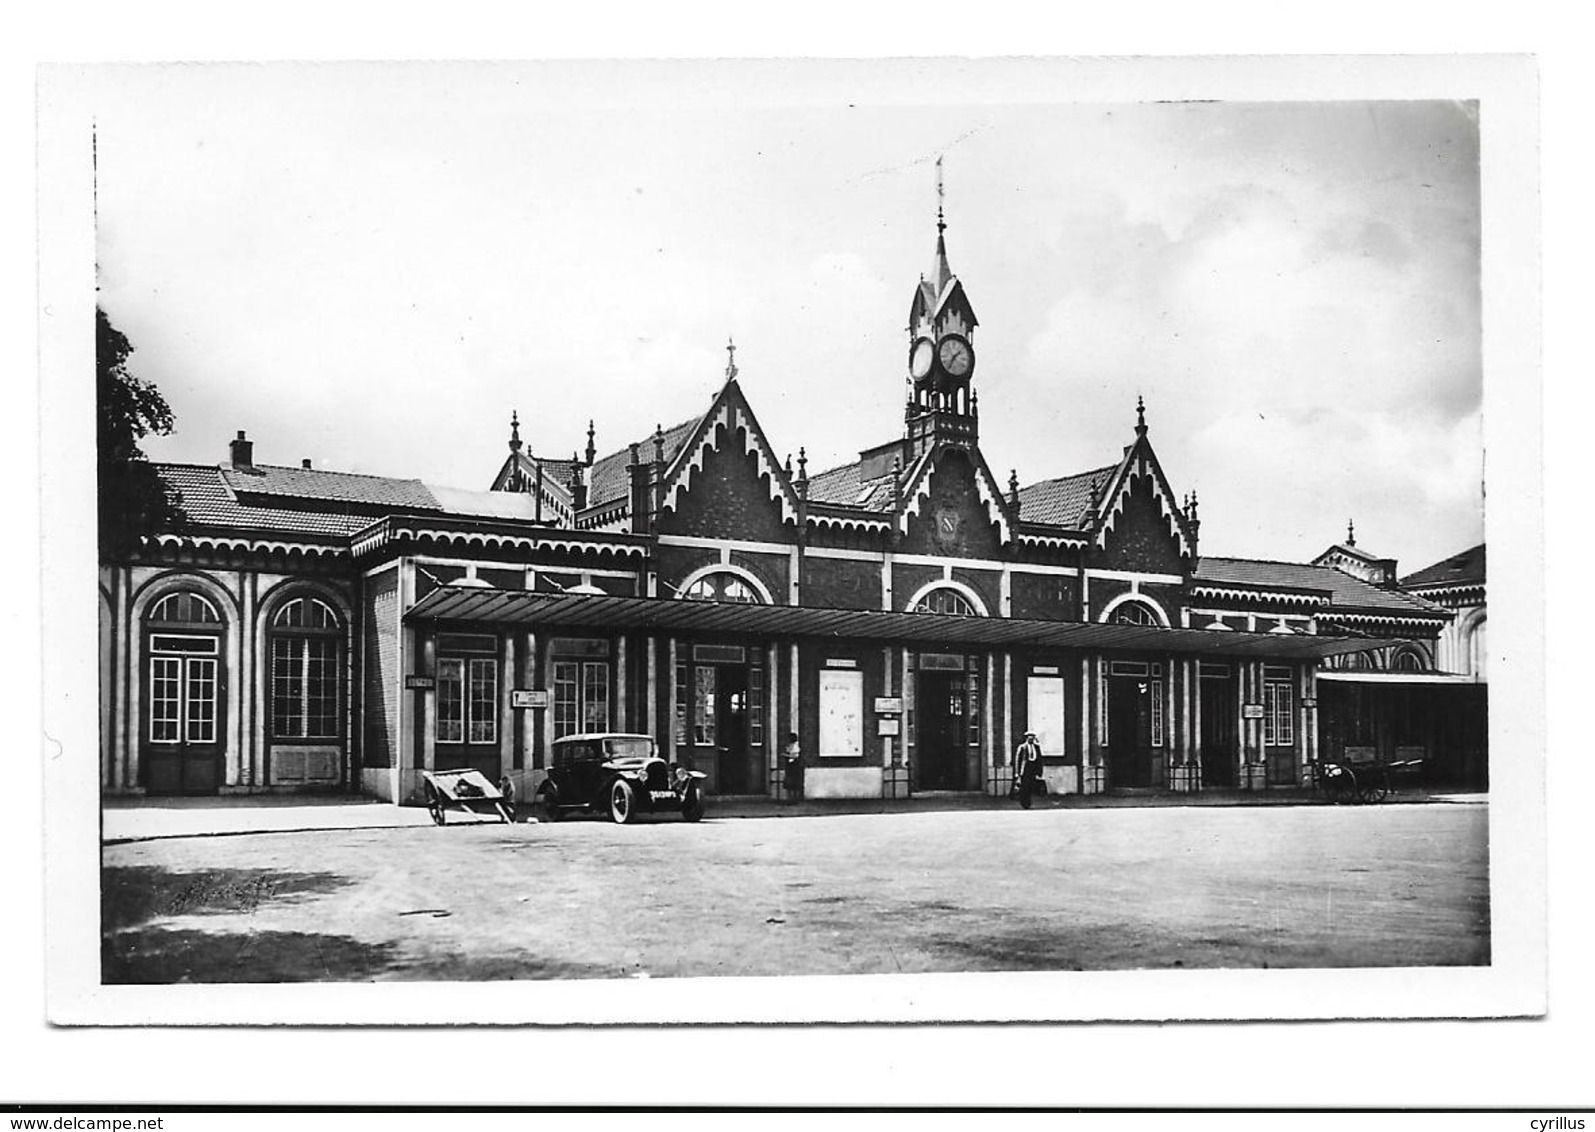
[913,588,978,617]
[149,590,220,624]
[683,573,763,604]
[141,585,228,795]
[269,596,343,740]
[1393,648,1426,673]
[1111,601,1161,627]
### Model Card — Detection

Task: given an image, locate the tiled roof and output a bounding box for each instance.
[220,463,439,510]
[505,452,581,495]
[1017,464,1118,528]
[1400,543,1486,589]
[156,465,384,539]
[804,460,898,512]
[426,483,543,521]
[587,417,701,509]
[1195,557,1449,617]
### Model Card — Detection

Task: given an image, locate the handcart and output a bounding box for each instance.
[420,768,516,825]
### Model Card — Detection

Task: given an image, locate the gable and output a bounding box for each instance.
[657,381,800,537]
[658,420,796,541]
[899,448,1004,558]
[1094,471,1186,573]
[1093,441,1193,561]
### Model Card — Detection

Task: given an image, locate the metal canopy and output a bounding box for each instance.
[406,586,1395,661]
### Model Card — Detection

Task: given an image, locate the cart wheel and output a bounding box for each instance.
[539,786,561,823]
[428,797,446,826]
[1360,773,1390,805]
[1322,766,1356,805]
[609,779,637,825]
[680,783,705,823]
[496,802,514,824]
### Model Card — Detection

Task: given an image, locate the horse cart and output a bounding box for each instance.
[1318,746,1426,805]
[420,768,516,825]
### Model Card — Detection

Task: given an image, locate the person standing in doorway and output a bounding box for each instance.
[783,731,804,802]
[1014,730,1043,809]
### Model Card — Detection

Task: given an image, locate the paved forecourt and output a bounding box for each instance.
[101,801,1489,982]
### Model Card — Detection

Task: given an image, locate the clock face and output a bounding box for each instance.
[938,335,973,378]
[909,337,935,382]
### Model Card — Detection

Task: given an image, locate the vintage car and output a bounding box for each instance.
[537,732,707,824]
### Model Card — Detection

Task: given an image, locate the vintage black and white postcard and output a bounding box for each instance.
[38,54,1542,1030]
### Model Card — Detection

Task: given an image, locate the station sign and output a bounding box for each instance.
[874,696,904,714]
[512,689,551,709]
[1242,703,1265,720]
[404,675,435,690]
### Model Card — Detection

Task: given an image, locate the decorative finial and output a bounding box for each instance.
[585,420,596,467]
[1135,394,1147,437]
[935,155,946,234]
[725,336,738,382]
[653,423,665,465]
[1008,469,1020,508]
[508,410,522,453]
[1347,519,1356,547]
[785,454,793,477]
[796,447,808,481]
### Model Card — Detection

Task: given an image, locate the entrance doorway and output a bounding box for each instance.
[714,664,752,794]
[144,646,225,795]
[1199,670,1237,788]
[1106,675,1153,788]
[681,647,765,795]
[916,670,969,791]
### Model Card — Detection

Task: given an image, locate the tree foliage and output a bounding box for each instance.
[98,307,183,559]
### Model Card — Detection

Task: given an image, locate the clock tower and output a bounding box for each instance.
[905,178,980,460]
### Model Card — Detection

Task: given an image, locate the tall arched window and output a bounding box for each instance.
[269,597,342,740]
[683,573,763,603]
[1111,601,1161,627]
[913,588,978,617]
[142,586,227,795]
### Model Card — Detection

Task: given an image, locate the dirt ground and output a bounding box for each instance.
[100,801,1489,982]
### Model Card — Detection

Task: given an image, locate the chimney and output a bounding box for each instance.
[229,430,254,470]
[628,442,650,534]
[301,458,313,470]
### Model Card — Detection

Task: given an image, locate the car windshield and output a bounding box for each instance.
[604,737,654,759]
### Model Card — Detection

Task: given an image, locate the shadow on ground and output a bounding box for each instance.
[102,864,620,983]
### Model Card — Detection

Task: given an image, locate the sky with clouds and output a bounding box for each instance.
[92,64,1482,573]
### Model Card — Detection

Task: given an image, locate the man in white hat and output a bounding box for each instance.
[1014,730,1043,809]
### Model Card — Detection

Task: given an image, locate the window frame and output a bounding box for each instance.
[268,597,344,742]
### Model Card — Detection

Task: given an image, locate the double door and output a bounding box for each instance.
[144,643,224,795]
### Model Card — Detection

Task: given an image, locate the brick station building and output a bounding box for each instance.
[98,210,1482,803]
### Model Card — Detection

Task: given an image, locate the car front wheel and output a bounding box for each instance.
[680,782,705,823]
[609,779,637,825]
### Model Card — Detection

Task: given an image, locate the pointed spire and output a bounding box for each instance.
[585,420,596,467]
[795,447,809,499]
[1347,518,1356,547]
[928,155,954,294]
[1008,468,1020,511]
[724,336,738,383]
[508,410,523,453]
[1135,394,1147,437]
